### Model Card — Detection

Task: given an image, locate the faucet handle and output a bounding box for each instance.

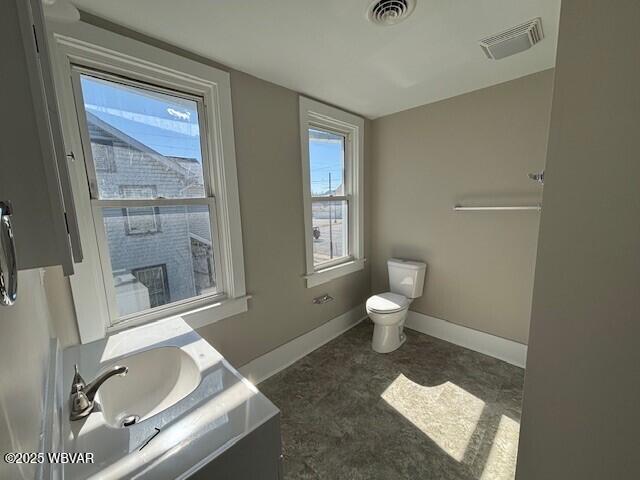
[70,364,86,394]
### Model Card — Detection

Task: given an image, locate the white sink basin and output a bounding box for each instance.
[97,346,201,428]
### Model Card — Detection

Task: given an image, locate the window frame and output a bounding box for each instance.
[299,97,365,288]
[308,128,349,269]
[70,68,227,327]
[49,21,248,343]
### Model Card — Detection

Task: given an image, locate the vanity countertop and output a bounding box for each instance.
[59,317,279,480]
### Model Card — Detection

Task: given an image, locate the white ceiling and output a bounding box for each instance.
[70,0,561,119]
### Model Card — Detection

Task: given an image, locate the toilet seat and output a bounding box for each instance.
[366,292,410,314]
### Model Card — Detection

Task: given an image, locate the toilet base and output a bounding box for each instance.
[372,324,406,353]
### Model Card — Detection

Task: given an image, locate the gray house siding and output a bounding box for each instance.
[103,206,197,305]
[88,120,202,200]
[87,116,214,317]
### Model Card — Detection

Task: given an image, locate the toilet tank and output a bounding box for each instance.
[387,258,427,299]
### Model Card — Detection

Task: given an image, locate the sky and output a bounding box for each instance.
[80,75,202,161]
[81,74,344,193]
[309,129,345,195]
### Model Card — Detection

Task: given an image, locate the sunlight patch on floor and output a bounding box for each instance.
[381,374,485,461]
[480,415,520,480]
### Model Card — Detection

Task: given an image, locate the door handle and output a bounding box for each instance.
[0,201,17,306]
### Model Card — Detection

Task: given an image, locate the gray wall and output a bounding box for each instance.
[49,14,371,368]
[0,269,54,480]
[370,70,554,344]
[196,71,371,366]
[516,1,640,478]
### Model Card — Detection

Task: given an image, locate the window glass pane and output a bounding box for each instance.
[79,74,205,199]
[102,205,217,319]
[312,201,348,266]
[309,128,345,197]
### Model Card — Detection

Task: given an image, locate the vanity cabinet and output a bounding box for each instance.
[60,318,282,480]
[189,415,283,480]
[0,0,81,274]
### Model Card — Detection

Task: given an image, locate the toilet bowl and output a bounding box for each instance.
[367,259,427,353]
[367,292,410,353]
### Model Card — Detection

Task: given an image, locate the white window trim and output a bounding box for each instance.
[299,97,365,288]
[48,20,247,343]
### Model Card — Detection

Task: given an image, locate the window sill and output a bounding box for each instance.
[107,295,251,335]
[183,295,251,329]
[304,258,366,288]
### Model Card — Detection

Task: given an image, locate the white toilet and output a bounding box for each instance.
[366,258,427,353]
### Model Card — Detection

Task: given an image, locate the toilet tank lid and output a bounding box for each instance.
[387,258,427,271]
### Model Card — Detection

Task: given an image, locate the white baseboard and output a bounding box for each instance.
[405,311,528,368]
[239,304,367,384]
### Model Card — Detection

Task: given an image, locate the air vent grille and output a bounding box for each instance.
[367,0,416,26]
[479,18,544,60]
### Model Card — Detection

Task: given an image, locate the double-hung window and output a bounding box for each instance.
[299,97,365,287]
[72,69,223,322]
[51,22,247,342]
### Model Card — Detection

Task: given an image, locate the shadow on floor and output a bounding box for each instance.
[259,320,524,480]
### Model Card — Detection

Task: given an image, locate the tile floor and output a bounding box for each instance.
[260,320,524,480]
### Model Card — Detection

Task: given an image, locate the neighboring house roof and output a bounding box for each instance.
[330,183,344,196]
[318,183,344,196]
[86,112,201,183]
[188,213,212,244]
[170,156,200,168]
[87,113,211,243]
[189,233,212,246]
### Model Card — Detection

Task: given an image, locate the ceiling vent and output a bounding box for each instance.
[479,18,544,60]
[367,0,416,26]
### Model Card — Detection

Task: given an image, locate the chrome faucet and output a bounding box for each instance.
[69,364,128,421]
